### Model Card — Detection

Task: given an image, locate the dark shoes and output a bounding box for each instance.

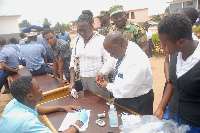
[2,84,10,94]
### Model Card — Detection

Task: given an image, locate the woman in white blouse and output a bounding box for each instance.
[68,10,110,99]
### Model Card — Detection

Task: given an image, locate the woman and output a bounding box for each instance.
[154,13,200,132]
[68,10,110,99]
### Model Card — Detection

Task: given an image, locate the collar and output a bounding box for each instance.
[13,99,38,116]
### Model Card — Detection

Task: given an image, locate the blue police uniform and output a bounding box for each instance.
[20,41,54,76]
[57,33,71,42]
[0,46,19,91]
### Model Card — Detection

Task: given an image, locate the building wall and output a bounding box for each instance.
[93,17,101,30]
[125,8,148,24]
[170,0,198,13]
[0,16,20,35]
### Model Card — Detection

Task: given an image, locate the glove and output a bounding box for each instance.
[77,109,88,124]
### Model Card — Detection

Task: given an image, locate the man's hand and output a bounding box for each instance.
[62,105,82,112]
[68,82,75,93]
[13,67,20,72]
[153,108,164,120]
[61,79,69,84]
[99,79,108,91]
[95,72,104,86]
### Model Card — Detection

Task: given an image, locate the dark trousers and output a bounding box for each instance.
[30,64,54,76]
[148,39,152,58]
[0,69,17,91]
[115,89,154,115]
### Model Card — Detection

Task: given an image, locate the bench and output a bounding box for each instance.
[8,66,70,104]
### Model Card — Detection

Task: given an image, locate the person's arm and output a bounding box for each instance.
[154,83,174,119]
[164,54,170,83]
[52,59,58,78]
[58,58,68,83]
[68,34,71,44]
[68,67,76,92]
[139,41,149,55]
[36,105,82,115]
[42,54,47,63]
[1,62,19,72]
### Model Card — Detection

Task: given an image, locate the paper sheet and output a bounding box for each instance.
[58,110,91,131]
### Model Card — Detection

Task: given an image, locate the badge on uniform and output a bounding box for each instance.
[118,73,123,79]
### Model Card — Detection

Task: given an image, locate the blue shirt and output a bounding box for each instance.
[0,99,52,133]
[37,34,49,51]
[19,39,26,46]
[20,41,46,69]
[8,43,20,52]
[57,33,71,42]
[0,45,19,68]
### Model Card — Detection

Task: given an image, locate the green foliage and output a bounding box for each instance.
[192,25,200,39]
[62,23,71,32]
[153,14,161,21]
[54,22,62,31]
[165,6,170,14]
[152,33,164,54]
[43,18,52,26]
[18,20,31,28]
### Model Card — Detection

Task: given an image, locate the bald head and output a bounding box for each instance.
[104,31,128,59]
[0,37,6,47]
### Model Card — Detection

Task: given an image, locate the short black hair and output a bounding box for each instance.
[20,32,25,38]
[9,37,17,44]
[42,28,55,38]
[10,76,33,103]
[144,21,150,26]
[179,7,198,25]
[158,13,192,43]
[0,37,6,46]
[78,10,93,26]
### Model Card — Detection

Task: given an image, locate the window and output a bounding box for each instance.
[131,12,135,19]
[126,13,129,19]
[187,1,193,6]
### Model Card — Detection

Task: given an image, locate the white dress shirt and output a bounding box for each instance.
[146,29,153,40]
[176,43,200,78]
[70,31,110,77]
[100,41,153,98]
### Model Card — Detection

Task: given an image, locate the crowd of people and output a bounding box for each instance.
[0,4,200,133]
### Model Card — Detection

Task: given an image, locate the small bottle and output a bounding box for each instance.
[108,105,118,127]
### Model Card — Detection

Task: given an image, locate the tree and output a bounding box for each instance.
[54,22,62,31]
[43,18,52,26]
[18,20,31,28]
[153,14,161,21]
[62,23,71,32]
[165,6,170,14]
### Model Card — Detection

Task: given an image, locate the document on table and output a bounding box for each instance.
[58,110,91,131]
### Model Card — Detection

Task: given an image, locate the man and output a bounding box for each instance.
[20,32,54,76]
[8,37,20,54]
[43,28,71,83]
[97,11,112,36]
[19,32,27,46]
[37,24,53,63]
[0,76,88,133]
[109,5,149,55]
[57,28,71,44]
[95,31,154,115]
[0,37,19,94]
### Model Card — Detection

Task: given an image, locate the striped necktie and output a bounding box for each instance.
[112,59,122,83]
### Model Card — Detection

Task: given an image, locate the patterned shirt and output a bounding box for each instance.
[70,31,110,77]
[0,99,52,133]
[48,39,71,77]
[110,20,148,44]
[98,24,113,36]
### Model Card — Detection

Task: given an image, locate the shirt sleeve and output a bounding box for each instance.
[40,45,46,56]
[24,117,53,133]
[0,52,6,62]
[100,57,115,75]
[106,62,149,98]
[59,42,71,59]
[136,26,148,44]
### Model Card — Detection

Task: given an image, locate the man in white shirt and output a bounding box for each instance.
[95,31,154,115]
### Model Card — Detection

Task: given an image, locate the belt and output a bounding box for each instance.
[29,65,41,71]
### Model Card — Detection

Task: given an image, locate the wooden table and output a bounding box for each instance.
[39,90,139,133]
[8,66,69,104]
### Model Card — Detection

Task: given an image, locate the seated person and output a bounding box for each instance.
[20,32,54,76]
[0,76,88,133]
